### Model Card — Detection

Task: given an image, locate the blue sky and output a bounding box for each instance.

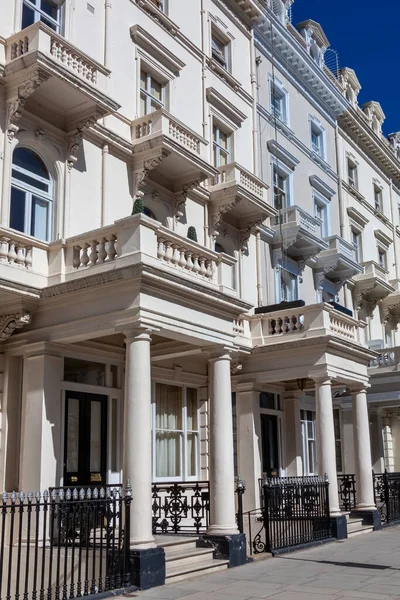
[292,0,399,136]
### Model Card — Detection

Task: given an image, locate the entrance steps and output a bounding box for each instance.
[344,513,374,538]
[157,536,229,584]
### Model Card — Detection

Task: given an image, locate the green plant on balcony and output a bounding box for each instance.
[132,197,144,215]
[187,226,198,242]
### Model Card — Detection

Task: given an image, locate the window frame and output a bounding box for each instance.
[212,121,232,168]
[374,184,383,213]
[309,116,326,160]
[378,248,387,270]
[22,0,62,33]
[211,26,231,72]
[301,409,317,476]
[347,159,358,189]
[333,408,343,474]
[10,147,54,242]
[351,228,363,264]
[269,76,289,125]
[313,192,330,238]
[275,258,299,304]
[272,161,292,210]
[152,382,200,483]
[140,68,166,117]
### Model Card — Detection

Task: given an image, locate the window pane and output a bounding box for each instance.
[219,131,228,150]
[186,388,198,430]
[213,126,218,142]
[260,392,274,410]
[12,169,49,192]
[10,187,26,233]
[156,384,182,431]
[66,398,79,473]
[156,431,181,477]
[219,149,228,166]
[90,401,102,472]
[13,148,49,180]
[140,70,147,89]
[41,0,58,19]
[31,196,49,241]
[213,144,218,166]
[22,4,35,28]
[187,433,197,477]
[151,99,162,112]
[151,78,162,100]
[140,94,147,116]
[41,15,57,30]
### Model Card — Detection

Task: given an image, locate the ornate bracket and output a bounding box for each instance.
[133,150,170,201]
[173,179,202,223]
[7,69,50,141]
[0,311,31,342]
[66,114,99,171]
[209,199,239,241]
[239,218,263,254]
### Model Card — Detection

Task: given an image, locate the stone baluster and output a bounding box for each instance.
[80,244,90,267]
[73,246,81,269]
[192,254,200,274]
[199,257,207,277]
[8,242,17,264]
[157,239,165,261]
[0,238,9,262]
[89,241,98,265]
[25,246,33,269]
[172,244,180,266]
[179,248,187,269]
[107,236,117,261]
[164,241,173,263]
[97,238,107,263]
[186,252,194,271]
[15,244,25,266]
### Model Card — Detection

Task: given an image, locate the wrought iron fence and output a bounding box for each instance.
[337,474,356,511]
[0,484,132,600]
[152,481,210,535]
[373,470,400,524]
[247,476,331,554]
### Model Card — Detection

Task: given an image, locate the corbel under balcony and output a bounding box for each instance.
[205,162,275,247]
[352,260,394,311]
[381,281,400,330]
[314,235,363,290]
[271,205,328,266]
[131,109,216,197]
[3,23,120,136]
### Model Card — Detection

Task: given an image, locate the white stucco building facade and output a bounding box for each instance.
[0,0,399,583]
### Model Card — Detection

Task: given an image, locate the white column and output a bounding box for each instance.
[352,387,376,510]
[284,391,303,476]
[124,328,155,548]
[208,351,238,535]
[314,377,341,515]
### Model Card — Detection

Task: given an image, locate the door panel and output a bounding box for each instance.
[261,414,279,477]
[64,391,107,486]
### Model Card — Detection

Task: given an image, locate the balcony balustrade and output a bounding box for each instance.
[271,205,328,262]
[4,23,119,130]
[249,302,363,347]
[315,235,363,286]
[353,260,394,308]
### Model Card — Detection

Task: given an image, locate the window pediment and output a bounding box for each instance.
[130,24,185,75]
[347,206,368,229]
[267,140,299,170]
[374,229,392,248]
[206,87,247,127]
[309,175,335,199]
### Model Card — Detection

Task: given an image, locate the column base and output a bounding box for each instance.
[198,533,247,568]
[330,515,347,540]
[350,509,382,531]
[127,547,165,590]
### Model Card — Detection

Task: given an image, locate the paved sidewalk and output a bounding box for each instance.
[131,527,400,599]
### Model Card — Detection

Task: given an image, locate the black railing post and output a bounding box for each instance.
[235,477,246,534]
[262,483,272,553]
[384,469,391,522]
[123,481,132,588]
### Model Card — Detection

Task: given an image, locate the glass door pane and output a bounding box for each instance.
[66,398,79,473]
[90,401,102,473]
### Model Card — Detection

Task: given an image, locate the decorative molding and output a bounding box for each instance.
[0,311,31,342]
[206,87,247,127]
[267,139,299,170]
[130,24,185,74]
[7,69,50,141]
[66,114,99,171]
[134,150,170,196]
[209,199,239,240]
[347,206,369,229]
[309,174,335,199]
[374,229,392,248]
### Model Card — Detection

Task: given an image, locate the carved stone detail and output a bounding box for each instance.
[134,150,170,197]
[209,199,239,240]
[66,114,99,171]
[7,69,50,141]
[0,311,31,342]
[239,219,263,253]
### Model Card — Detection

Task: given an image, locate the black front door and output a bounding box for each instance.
[261,414,279,477]
[64,391,107,487]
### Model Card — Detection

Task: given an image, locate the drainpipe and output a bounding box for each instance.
[250,29,259,177]
[101,144,109,227]
[104,0,112,68]
[389,178,399,282]
[200,0,207,140]
[255,229,263,306]
[334,123,348,307]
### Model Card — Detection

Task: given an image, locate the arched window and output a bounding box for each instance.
[10,148,53,242]
[143,206,157,220]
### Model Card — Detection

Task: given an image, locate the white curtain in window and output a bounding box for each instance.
[155,384,182,478]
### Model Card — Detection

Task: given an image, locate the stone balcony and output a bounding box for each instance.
[369,347,399,370]
[204,162,275,236]
[2,23,120,132]
[131,110,216,192]
[0,215,239,302]
[353,260,394,309]
[314,235,363,287]
[248,302,364,348]
[271,205,328,264]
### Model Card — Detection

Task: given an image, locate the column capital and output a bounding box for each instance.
[203,345,234,361]
[350,383,370,395]
[313,375,332,386]
[118,320,158,343]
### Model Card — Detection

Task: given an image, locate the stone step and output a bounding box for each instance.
[158,537,199,557]
[166,558,229,584]
[347,519,374,538]
[166,547,215,570]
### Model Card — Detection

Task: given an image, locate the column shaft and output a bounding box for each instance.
[352,389,376,510]
[315,379,340,515]
[208,353,238,535]
[124,330,155,548]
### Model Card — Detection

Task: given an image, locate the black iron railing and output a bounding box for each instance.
[247,476,331,554]
[373,470,400,523]
[0,484,132,600]
[337,474,356,511]
[152,481,210,535]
